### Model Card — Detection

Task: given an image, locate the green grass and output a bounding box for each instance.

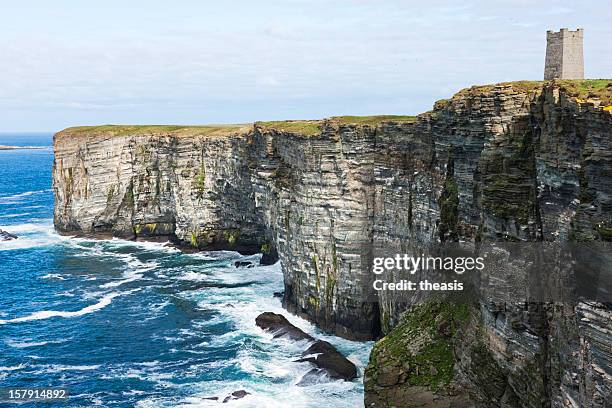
[455,79,612,106]
[331,115,417,126]
[256,120,323,136]
[256,116,416,135]
[57,124,251,138]
[555,79,612,105]
[456,80,544,97]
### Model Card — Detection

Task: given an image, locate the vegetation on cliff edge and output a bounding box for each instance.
[452,79,612,106]
[56,80,611,140]
[57,124,251,138]
[256,120,323,136]
[331,115,416,126]
[367,301,471,391]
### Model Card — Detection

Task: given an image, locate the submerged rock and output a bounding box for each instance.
[297,340,358,381]
[256,312,357,381]
[234,260,254,268]
[222,390,250,403]
[296,368,331,386]
[0,229,17,241]
[255,311,312,341]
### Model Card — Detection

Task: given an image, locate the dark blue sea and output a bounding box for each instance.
[0,133,369,407]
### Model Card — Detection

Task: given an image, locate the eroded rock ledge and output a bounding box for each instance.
[53,80,612,406]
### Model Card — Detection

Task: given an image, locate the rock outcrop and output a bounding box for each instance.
[222,390,250,403]
[255,312,358,381]
[53,80,612,407]
[0,228,17,241]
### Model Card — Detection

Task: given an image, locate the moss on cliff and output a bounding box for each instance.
[223,229,240,245]
[482,174,535,222]
[439,159,459,242]
[596,223,612,241]
[366,301,471,392]
[193,165,207,200]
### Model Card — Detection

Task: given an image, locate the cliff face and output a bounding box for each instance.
[363,81,612,407]
[53,81,612,406]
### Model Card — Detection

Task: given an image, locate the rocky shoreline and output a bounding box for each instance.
[256,312,358,382]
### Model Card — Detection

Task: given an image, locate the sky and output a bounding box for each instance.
[1,0,610,132]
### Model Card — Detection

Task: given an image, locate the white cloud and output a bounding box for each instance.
[0,0,609,131]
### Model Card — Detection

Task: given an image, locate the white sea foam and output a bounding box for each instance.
[188,250,244,261]
[0,364,26,371]
[159,377,361,408]
[44,364,101,372]
[0,221,65,251]
[100,271,143,288]
[167,261,370,408]
[104,237,180,253]
[0,189,52,204]
[0,292,122,325]
[177,271,217,282]
[1,220,369,407]
[5,338,66,348]
[41,273,67,280]
[0,212,31,218]
[99,255,157,288]
[5,340,49,348]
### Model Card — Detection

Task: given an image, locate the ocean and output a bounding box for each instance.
[0,133,370,407]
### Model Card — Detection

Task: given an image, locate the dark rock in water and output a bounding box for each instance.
[297,340,358,381]
[255,312,313,341]
[259,245,278,265]
[222,390,250,403]
[202,396,219,401]
[273,291,284,298]
[0,229,17,241]
[256,312,358,381]
[296,368,330,386]
[234,260,254,268]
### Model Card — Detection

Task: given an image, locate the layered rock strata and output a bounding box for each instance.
[53,81,612,407]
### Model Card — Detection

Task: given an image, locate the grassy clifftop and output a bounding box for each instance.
[57,115,418,140]
[56,80,611,140]
[556,79,612,105]
[56,124,252,139]
[256,115,416,136]
[451,79,612,105]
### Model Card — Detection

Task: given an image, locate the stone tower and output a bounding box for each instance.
[544,28,584,80]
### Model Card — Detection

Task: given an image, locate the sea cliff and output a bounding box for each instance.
[53,80,612,407]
